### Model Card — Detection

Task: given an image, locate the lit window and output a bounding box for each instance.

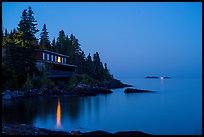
[55,56,57,62]
[62,57,64,63]
[58,56,61,63]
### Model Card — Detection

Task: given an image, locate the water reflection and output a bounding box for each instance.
[56,99,61,128]
[160,78,164,91]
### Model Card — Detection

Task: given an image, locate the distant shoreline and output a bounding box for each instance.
[146,76,171,79]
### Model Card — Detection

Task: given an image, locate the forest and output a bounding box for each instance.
[2,6,113,91]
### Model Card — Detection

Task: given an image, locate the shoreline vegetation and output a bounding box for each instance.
[2,124,151,135]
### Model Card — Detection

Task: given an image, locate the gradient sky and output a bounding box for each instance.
[2,2,202,79]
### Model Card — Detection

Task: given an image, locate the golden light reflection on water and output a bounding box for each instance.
[56,99,61,128]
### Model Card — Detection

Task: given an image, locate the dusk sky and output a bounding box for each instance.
[2,2,202,79]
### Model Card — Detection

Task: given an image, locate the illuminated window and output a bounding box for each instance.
[55,56,57,62]
[62,57,64,63]
[57,56,61,63]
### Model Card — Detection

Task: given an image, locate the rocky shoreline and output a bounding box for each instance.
[2,124,150,135]
[2,79,132,100]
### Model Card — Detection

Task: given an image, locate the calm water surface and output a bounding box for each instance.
[2,78,202,135]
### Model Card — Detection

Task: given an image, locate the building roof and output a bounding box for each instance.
[36,49,69,58]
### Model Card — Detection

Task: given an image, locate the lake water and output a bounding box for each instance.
[2,78,202,135]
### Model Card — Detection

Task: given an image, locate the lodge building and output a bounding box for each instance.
[36,50,76,78]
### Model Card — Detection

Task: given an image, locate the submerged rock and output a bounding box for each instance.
[124,88,155,93]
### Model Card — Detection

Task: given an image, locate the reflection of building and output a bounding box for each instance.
[56,99,61,128]
[36,50,76,78]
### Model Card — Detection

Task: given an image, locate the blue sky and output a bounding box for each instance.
[2,2,202,79]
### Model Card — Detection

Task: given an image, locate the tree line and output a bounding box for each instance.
[2,6,113,91]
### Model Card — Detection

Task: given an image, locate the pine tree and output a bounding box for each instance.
[69,34,82,65]
[16,7,39,48]
[104,62,112,80]
[5,29,8,36]
[27,6,39,40]
[2,29,11,48]
[16,9,29,47]
[40,24,51,50]
[93,52,105,80]
[104,63,108,73]
[56,30,66,54]
[85,53,94,77]
[51,38,57,52]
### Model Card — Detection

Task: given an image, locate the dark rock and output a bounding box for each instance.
[2,124,151,135]
[69,84,113,96]
[71,130,82,135]
[83,130,112,135]
[13,90,25,98]
[2,90,25,100]
[97,79,133,89]
[114,131,150,135]
[146,76,159,79]
[2,93,12,100]
[2,124,70,135]
[124,88,155,93]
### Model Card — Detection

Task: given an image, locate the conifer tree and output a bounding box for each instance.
[93,52,105,80]
[27,6,39,40]
[56,30,66,54]
[51,38,57,52]
[85,53,94,77]
[16,7,39,48]
[40,24,51,50]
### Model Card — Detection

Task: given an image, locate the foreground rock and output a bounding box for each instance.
[124,88,155,93]
[2,79,132,100]
[2,124,150,135]
[2,124,70,135]
[2,90,26,100]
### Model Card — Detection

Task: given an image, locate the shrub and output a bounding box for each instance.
[23,74,33,92]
